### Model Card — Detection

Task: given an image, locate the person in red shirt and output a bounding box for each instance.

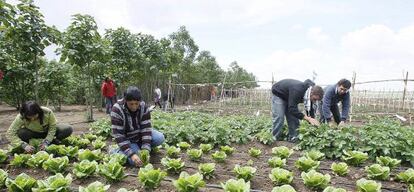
[101,77,117,114]
[0,70,4,80]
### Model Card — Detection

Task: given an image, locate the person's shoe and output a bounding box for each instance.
[288,136,298,143]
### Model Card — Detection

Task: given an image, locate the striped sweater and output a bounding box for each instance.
[111,99,152,157]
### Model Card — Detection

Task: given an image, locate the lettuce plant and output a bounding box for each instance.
[356,178,381,192]
[5,173,36,192]
[10,154,31,167]
[331,162,349,176]
[365,164,390,180]
[199,144,213,153]
[92,139,106,150]
[83,133,97,141]
[138,164,167,189]
[272,146,293,159]
[248,147,262,158]
[198,163,215,179]
[187,149,202,161]
[98,161,126,182]
[396,168,414,184]
[271,185,296,192]
[376,156,401,169]
[161,157,185,173]
[166,146,181,158]
[103,153,127,165]
[220,145,235,155]
[233,165,256,181]
[32,173,72,192]
[409,184,414,192]
[139,150,150,166]
[268,157,286,168]
[295,157,320,172]
[221,179,250,192]
[0,149,8,163]
[42,156,69,173]
[323,186,347,192]
[117,188,138,192]
[301,170,331,190]
[73,160,97,179]
[342,150,368,166]
[212,151,227,163]
[0,169,8,187]
[269,168,293,185]
[78,181,110,192]
[305,150,325,161]
[173,172,205,192]
[177,142,191,150]
[27,151,50,168]
[78,149,103,162]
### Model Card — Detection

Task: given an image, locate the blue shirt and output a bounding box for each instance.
[322,85,350,121]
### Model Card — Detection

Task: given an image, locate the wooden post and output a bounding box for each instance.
[350,71,356,122]
[402,72,409,111]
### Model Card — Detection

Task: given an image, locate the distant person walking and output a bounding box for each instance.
[101,76,117,114]
[154,86,162,108]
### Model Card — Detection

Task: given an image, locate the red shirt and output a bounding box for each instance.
[0,70,3,80]
[101,80,116,97]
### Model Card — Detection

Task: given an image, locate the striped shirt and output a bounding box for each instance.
[111,99,152,157]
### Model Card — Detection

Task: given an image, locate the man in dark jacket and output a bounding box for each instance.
[271,79,324,142]
[320,79,351,127]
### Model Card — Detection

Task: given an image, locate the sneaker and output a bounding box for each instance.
[288,137,298,143]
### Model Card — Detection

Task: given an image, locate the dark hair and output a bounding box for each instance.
[337,79,351,89]
[311,85,324,99]
[124,86,142,101]
[104,77,109,82]
[20,101,44,124]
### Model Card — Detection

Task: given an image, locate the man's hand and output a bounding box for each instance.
[305,116,320,126]
[24,145,35,154]
[39,140,49,151]
[131,154,144,167]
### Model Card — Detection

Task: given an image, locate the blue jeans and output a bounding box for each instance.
[111,129,165,166]
[271,95,300,140]
[105,96,116,114]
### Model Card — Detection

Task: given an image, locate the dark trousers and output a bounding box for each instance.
[320,103,341,124]
[17,124,73,143]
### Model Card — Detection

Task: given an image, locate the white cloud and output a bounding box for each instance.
[307,27,330,45]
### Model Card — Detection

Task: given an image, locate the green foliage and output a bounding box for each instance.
[92,139,106,150]
[0,149,8,163]
[161,157,185,174]
[255,129,274,145]
[301,170,331,190]
[117,188,138,192]
[356,178,381,192]
[79,181,110,192]
[83,133,97,141]
[220,145,235,155]
[78,149,103,162]
[376,156,401,169]
[233,165,256,181]
[187,149,202,161]
[10,154,30,167]
[331,162,349,176]
[73,160,97,179]
[295,157,320,172]
[269,168,293,186]
[305,150,325,161]
[199,144,213,153]
[221,179,250,192]
[396,168,414,184]
[211,151,227,163]
[342,150,369,166]
[89,118,112,138]
[272,146,293,159]
[42,156,69,173]
[32,173,72,192]
[98,161,126,182]
[139,150,150,166]
[47,145,79,159]
[272,185,296,192]
[198,163,215,179]
[166,146,181,158]
[103,153,127,165]
[268,157,286,168]
[323,186,347,192]
[365,164,390,180]
[27,151,49,168]
[138,164,167,189]
[5,173,36,192]
[0,169,8,187]
[173,172,205,192]
[177,142,191,150]
[248,147,261,158]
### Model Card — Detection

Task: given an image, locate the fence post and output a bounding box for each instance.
[350,71,356,122]
[402,72,409,111]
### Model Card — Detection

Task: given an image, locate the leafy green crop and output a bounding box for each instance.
[295,157,320,172]
[177,142,191,150]
[10,154,30,167]
[161,157,185,173]
[78,149,103,162]
[365,164,390,180]
[139,150,150,166]
[248,147,262,158]
[173,172,205,192]
[269,168,293,185]
[233,165,256,181]
[331,162,349,176]
[268,157,286,168]
[305,150,325,161]
[396,168,414,184]
[89,118,112,138]
[323,186,347,192]
[42,156,69,173]
[103,153,127,165]
[356,178,381,192]
[138,164,167,189]
[271,185,296,192]
[5,173,36,192]
[221,179,250,192]
[98,161,126,182]
[301,170,331,190]
[187,149,202,161]
[166,146,181,158]
[92,139,106,150]
[73,160,97,179]
[32,173,72,192]
[0,149,8,163]
[376,156,401,169]
[0,169,8,187]
[212,151,227,163]
[79,181,110,192]
[342,151,368,166]
[255,129,274,145]
[198,163,215,179]
[220,145,235,155]
[272,146,293,159]
[199,144,213,153]
[27,151,50,168]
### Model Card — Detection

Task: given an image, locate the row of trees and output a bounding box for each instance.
[0,0,257,120]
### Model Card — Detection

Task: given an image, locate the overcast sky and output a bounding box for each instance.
[12,0,414,90]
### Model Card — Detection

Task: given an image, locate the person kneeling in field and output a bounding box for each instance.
[111,86,165,167]
[320,79,351,127]
[7,101,73,153]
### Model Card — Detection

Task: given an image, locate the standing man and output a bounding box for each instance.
[154,86,162,109]
[111,86,165,167]
[271,79,324,142]
[321,79,351,127]
[101,77,117,115]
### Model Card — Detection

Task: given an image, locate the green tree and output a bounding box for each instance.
[225,61,258,89]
